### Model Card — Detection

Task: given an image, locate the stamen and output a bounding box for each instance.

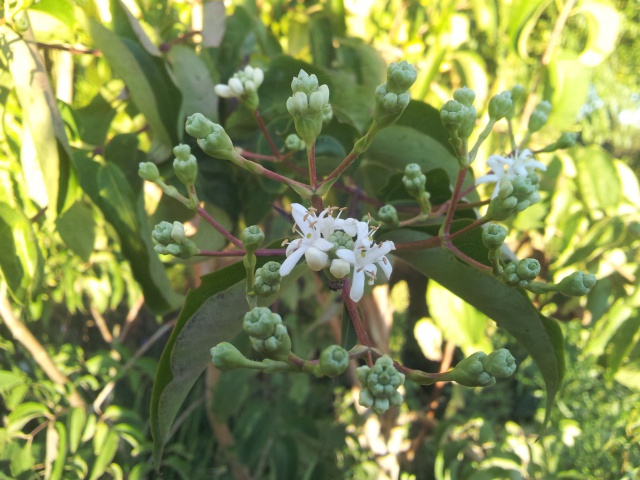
[281,239,290,246]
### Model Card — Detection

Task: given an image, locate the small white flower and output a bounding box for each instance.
[476,149,546,199]
[330,259,351,279]
[336,221,395,302]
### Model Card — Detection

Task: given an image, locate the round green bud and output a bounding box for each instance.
[502,262,528,287]
[241,225,265,252]
[378,204,399,226]
[556,132,578,149]
[453,87,476,106]
[291,69,319,95]
[253,275,280,297]
[172,144,198,186]
[211,342,255,371]
[259,261,281,285]
[386,60,418,94]
[356,355,405,414]
[482,223,508,250]
[510,84,526,105]
[481,348,516,378]
[440,100,464,132]
[319,345,350,377]
[185,113,216,139]
[284,134,305,151]
[488,91,513,121]
[451,352,495,387]
[138,162,160,182]
[556,271,596,296]
[528,101,552,133]
[404,163,423,179]
[516,258,540,281]
[198,126,236,160]
[243,307,280,339]
[152,221,174,245]
[373,84,411,128]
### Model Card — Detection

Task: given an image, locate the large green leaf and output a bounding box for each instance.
[575,146,621,214]
[150,257,303,469]
[384,229,565,427]
[3,26,74,215]
[546,50,592,129]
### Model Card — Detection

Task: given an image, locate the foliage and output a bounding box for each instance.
[0,0,638,478]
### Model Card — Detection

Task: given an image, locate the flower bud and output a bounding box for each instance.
[510,85,525,105]
[356,355,405,414]
[555,132,578,149]
[287,71,330,144]
[305,246,330,271]
[528,101,552,133]
[328,231,355,253]
[322,104,333,125]
[138,162,160,182]
[373,84,411,129]
[285,134,305,151]
[482,223,508,250]
[319,345,350,377]
[386,60,418,94]
[211,342,260,371]
[14,14,30,32]
[378,204,399,226]
[185,112,216,139]
[152,221,199,258]
[516,258,540,281]
[254,275,280,297]
[453,86,476,106]
[329,259,351,279]
[481,348,516,378]
[488,91,513,121]
[291,69,319,95]
[440,100,476,140]
[556,271,596,296]
[259,261,281,285]
[173,144,198,186]
[241,225,265,252]
[243,307,292,358]
[402,163,427,198]
[152,221,174,245]
[450,352,495,387]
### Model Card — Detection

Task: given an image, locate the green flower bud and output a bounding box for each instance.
[241,225,265,252]
[481,348,516,378]
[14,14,30,32]
[253,275,280,297]
[510,85,525,105]
[556,271,596,296]
[356,355,405,414]
[291,69,319,95]
[185,112,216,139]
[243,307,292,358]
[555,132,578,149]
[488,91,513,121]
[453,87,476,106]
[516,258,540,281]
[152,221,174,245]
[138,162,160,182]
[451,352,495,387]
[259,261,281,285]
[378,204,399,226]
[402,163,426,198]
[173,144,198,186]
[152,221,199,259]
[284,134,305,151]
[528,101,552,133]
[322,103,333,125]
[486,174,541,220]
[373,84,411,129]
[440,100,476,139]
[482,223,508,250]
[319,345,350,377]
[386,60,418,94]
[211,342,262,371]
[287,71,330,144]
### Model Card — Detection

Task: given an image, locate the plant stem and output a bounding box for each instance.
[197,205,244,248]
[321,148,359,185]
[393,235,442,252]
[468,120,495,163]
[444,241,492,272]
[307,142,317,189]
[341,279,373,348]
[441,167,468,238]
[254,109,281,159]
[233,151,313,196]
[198,248,286,257]
[446,217,490,241]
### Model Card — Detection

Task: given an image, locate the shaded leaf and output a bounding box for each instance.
[56,201,96,262]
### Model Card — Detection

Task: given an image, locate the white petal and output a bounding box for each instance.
[228,78,244,96]
[279,245,307,276]
[305,247,329,271]
[349,270,365,302]
[253,68,264,87]
[377,256,393,279]
[475,173,499,186]
[335,218,358,237]
[313,238,334,251]
[336,249,356,264]
[214,85,234,98]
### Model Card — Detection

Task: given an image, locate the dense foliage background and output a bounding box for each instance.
[1,0,639,478]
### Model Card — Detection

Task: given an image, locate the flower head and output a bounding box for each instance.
[476,149,546,199]
[214,66,264,110]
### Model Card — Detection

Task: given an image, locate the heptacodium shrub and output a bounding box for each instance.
[139,59,595,419]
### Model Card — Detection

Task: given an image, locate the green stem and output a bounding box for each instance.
[232,151,313,197]
[307,142,317,190]
[468,120,496,163]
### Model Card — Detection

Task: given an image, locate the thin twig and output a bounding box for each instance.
[254,109,281,159]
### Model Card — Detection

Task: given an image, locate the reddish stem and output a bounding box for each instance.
[444,241,492,272]
[442,167,469,237]
[239,150,278,161]
[198,248,286,257]
[446,217,489,241]
[308,143,317,189]
[341,279,373,348]
[254,110,281,159]
[320,149,359,185]
[197,205,243,248]
[394,235,442,252]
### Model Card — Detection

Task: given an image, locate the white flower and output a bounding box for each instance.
[279,204,334,276]
[330,259,351,279]
[476,149,546,199]
[336,221,395,302]
[214,66,264,99]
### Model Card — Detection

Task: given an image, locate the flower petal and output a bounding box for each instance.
[279,245,307,276]
[349,270,365,302]
[336,248,356,264]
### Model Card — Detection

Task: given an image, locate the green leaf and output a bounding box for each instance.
[3,27,74,215]
[50,422,67,480]
[56,201,96,262]
[0,371,24,392]
[0,203,44,303]
[78,13,181,160]
[340,304,359,352]
[546,51,592,129]
[7,403,50,433]
[574,1,621,66]
[271,436,299,480]
[72,151,182,313]
[614,360,640,392]
[384,228,565,428]
[73,93,117,147]
[150,256,303,468]
[575,146,621,213]
[67,407,87,455]
[88,430,119,480]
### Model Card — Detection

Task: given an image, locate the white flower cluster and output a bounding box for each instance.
[214,65,264,99]
[475,149,546,199]
[279,204,395,302]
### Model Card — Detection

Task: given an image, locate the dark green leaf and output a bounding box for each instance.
[310,14,335,69]
[73,92,117,146]
[384,228,565,428]
[340,303,359,351]
[56,201,96,262]
[271,436,299,480]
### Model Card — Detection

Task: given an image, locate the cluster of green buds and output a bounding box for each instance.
[152,221,199,259]
[502,258,541,287]
[286,70,331,144]
[440,87,477,165]
[185,113,236,161]
[448,349,516,387]
[254,261,282,297]
[373,60,417,129]
[243,307,292,360]
[356,356,405,414]
[528,101,552,133]
[485,171,542,220]
[402,163,431,214]
[482,223,508,275]
[487,90,513,122]
[214,65,264,111]
[527,271,597,297]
